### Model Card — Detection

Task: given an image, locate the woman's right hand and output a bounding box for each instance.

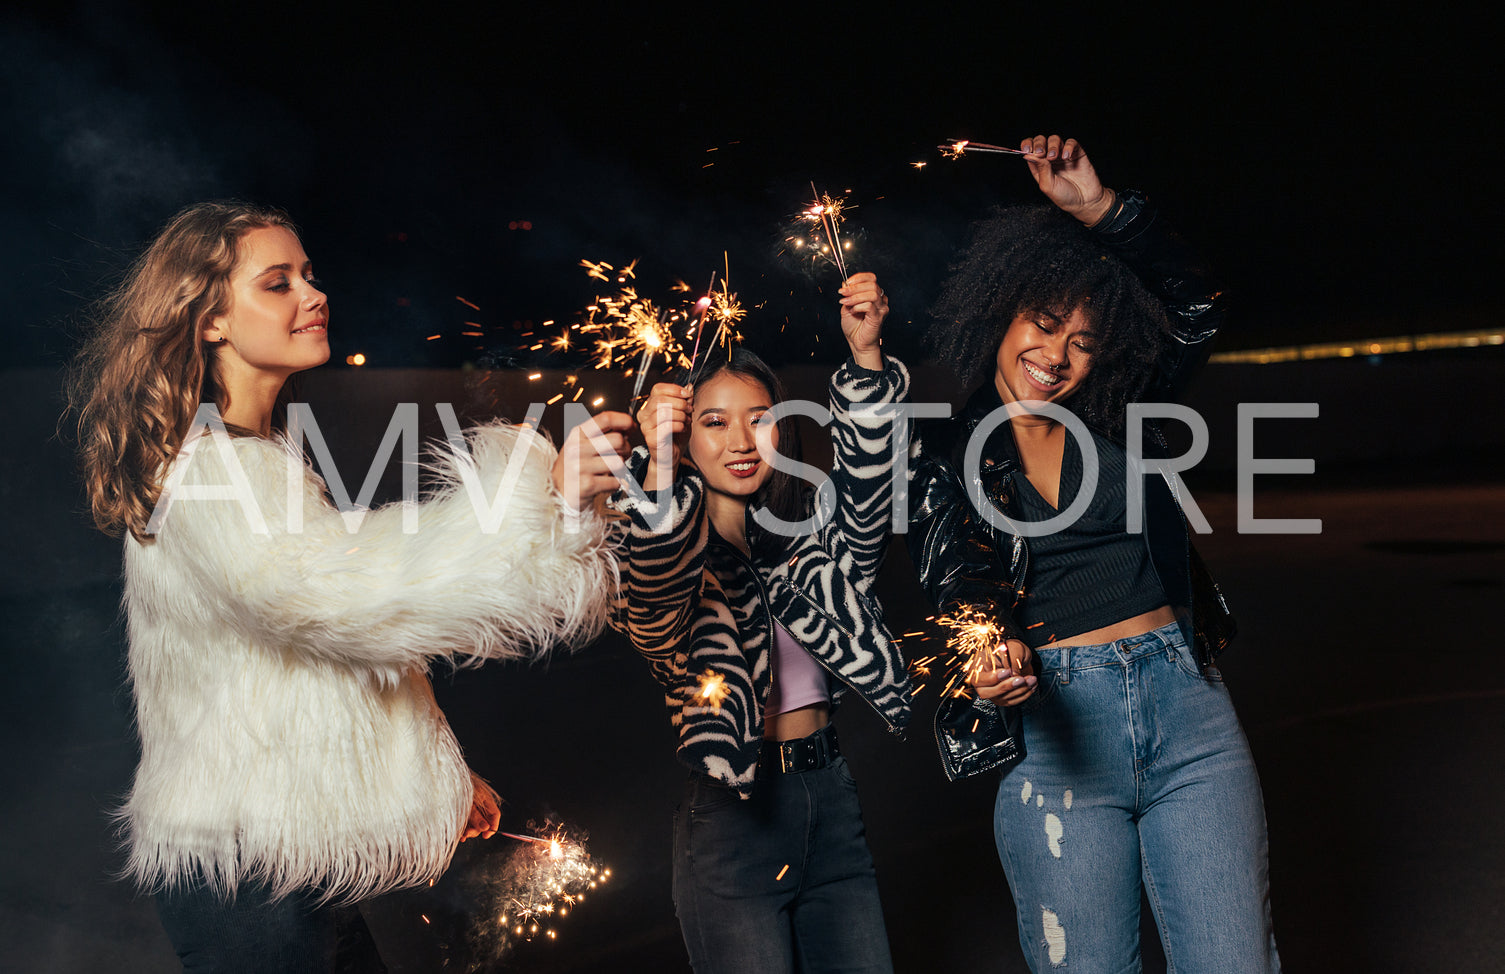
[638,383,693,492]
[971,638,1038,707]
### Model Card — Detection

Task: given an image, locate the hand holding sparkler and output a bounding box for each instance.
[637,383,693,492]
[551,412,635,511]
[969,637,1037,707]
[837,272,888,372]
[1020,134,1118,228]
[462,771,502,842]
[908,606,1036,705]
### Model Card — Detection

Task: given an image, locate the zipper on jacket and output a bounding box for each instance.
[717,540,903,738]
[784,580,904,737]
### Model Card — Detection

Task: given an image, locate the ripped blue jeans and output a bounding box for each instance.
[993,622,1280,972]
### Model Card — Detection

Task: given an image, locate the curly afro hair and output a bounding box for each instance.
[928,204,1173,435]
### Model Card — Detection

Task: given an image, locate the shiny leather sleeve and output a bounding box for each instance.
[1092,189,1229,402]
[905,423,1026,643]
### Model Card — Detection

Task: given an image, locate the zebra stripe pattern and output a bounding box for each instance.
[609,358,914,795]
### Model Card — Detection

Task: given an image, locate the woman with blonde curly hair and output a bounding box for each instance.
[70,201,631,972]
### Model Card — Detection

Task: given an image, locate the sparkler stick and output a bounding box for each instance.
[688,256,747,385]
[684,272,719,384]
[780,188,856,281]
[809,181,848,281]
[938,139,1029,158]
[628,309,670,407]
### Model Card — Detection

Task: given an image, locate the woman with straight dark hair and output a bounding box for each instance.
[609,272,911,973]
[909,136,1279,972]
[69,201,631,971]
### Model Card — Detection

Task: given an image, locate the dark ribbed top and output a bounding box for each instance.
[1012,430,1167,648]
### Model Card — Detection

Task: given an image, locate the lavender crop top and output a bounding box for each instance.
[764,620,831,718]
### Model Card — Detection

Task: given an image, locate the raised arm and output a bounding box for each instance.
[1021,133,1229,399]
[143,421,621,683]
[819,273,911,581]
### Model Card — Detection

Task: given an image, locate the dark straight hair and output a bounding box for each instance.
[672,347,806,528]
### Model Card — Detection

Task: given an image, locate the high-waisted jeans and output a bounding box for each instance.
[993,621,1279,973]
[672,755,893,974]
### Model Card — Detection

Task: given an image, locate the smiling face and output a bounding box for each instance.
[993,305,1097,409]
[204,225,330,380]
[687,370,779,501]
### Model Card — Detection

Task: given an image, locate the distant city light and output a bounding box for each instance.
[1210,328,1504,365]
[345,353,367,366]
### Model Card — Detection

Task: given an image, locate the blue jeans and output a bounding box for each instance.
[155,878,386,973]
[672,755,894,974]
[993,622,1279,973]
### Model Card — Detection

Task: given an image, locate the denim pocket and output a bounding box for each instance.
[1168,643,1225,684]
[688,777,742,813]
[1019,668,1062,714]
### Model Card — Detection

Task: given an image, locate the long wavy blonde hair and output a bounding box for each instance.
[69,202,296,542]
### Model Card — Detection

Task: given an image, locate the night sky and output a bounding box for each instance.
[4,8,1504,970]
[3,3,1499,372]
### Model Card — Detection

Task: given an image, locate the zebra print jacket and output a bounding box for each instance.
[607,357,913,796]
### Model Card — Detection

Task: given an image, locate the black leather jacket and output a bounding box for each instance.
[906,190,1235,780]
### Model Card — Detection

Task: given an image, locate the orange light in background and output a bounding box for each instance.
[346,353,367,366]
[1210,328,1505,364]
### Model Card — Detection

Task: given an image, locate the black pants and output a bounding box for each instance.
[672,756,894,974]
[155,879,387,973]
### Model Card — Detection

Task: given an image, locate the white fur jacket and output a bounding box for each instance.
[120,420,616,903]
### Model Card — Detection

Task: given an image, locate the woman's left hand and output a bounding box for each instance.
[461,771,501,842]
[970,638,1038,707]
[1020,134,1117,228]
[550,410,634,510]
[838,272,888,371]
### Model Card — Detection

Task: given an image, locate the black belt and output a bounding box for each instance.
[760,724,840,774]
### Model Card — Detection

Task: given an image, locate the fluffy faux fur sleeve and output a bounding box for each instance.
[138,421,617,678]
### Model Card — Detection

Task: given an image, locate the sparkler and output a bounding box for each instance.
[694,668,730,712]
[486,823,611,947]
[903,605,1010,698]
[938,139,1029,159]
[430,818,613,969]
[780,186,855,281]
[627,307,672,407]
[553,260,735,409]
[687,256,748,384]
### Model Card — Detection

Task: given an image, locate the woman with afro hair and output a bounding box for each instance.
[908,134,1278,972]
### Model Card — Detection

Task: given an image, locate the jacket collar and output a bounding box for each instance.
[957,380,1021,478]
[960,379,1005,431]
[707,500,800,566]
